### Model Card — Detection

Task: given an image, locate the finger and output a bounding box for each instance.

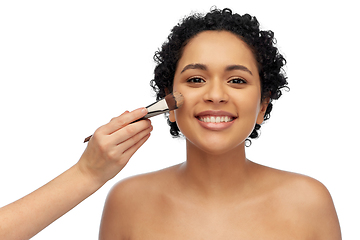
[88,110,130,141]
[118,110,130,117]
[104,108,148,135]
[122,131,151,161]
[109,118,151,146]
[111,132,151,170]
[104,125,152,164]
[116,123,153,152]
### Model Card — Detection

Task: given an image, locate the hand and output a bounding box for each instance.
[77,107,153,184]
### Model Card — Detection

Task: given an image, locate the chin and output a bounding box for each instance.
[186,137,247,156]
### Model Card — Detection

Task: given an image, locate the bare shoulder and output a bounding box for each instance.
[252,162,342,239]
[108,163,179,200]
[286,174,341,239]
[99,164,180,239]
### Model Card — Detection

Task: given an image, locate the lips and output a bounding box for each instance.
[195,110,237,130]
[198,115,234,123]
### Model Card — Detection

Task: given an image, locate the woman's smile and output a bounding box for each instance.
[170,30,268,154]
[195,110,237,130]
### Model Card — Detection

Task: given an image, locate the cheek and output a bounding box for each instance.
[173,108,189,137]
[174,96,191,122]
[173,90,200,131]
[232,90,262,117]
[174,86,202,117]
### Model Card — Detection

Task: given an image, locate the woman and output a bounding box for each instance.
[99,8,341,239]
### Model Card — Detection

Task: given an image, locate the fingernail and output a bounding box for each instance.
[141,107,148,113]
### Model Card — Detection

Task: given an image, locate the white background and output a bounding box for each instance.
[0,0,358,239]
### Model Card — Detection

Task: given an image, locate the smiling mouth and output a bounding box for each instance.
[197,115,235,123]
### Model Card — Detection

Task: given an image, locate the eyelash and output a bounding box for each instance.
[228,78,247,84]
[187,77,205,83]
[186,77,247,84]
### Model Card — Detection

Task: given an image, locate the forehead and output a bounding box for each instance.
[177,31,258,73]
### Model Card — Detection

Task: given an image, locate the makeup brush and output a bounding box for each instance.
[83,92,184,143]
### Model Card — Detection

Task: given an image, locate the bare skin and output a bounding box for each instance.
[0,108,153,240]
[100,162,340,239]
[99,31,341,239]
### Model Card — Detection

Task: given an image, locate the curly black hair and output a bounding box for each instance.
[150,7,288,142]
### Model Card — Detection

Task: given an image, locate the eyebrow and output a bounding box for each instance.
[180,63,253,76]
[225,64,253,76]
[180,63,207,73]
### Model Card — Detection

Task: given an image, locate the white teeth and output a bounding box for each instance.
[199,116,233,123]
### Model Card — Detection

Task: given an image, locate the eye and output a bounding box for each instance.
[187,77,205,83]
[228,78,246,84]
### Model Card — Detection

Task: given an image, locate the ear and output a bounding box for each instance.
[165,87,176,123]
[256,97,270,125]
[169,110,176,122]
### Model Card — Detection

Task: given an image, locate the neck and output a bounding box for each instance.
[178,140,251,199]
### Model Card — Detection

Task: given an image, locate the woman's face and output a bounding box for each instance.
[170,31,268,155]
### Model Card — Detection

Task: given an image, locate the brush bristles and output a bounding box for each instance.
[165,92,184,110]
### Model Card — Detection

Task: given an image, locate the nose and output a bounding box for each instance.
[203,80,229,104]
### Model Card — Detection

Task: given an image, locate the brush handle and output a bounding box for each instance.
[142,109,170,119]
[84,97,172,143]
[83,109,169,143]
